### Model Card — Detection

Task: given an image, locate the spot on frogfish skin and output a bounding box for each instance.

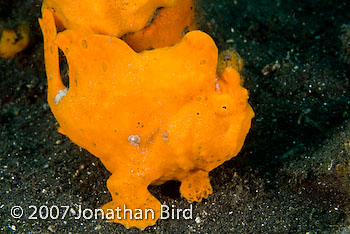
[128,135,141,146]
[161,131,169,141]
[54,88,68,104]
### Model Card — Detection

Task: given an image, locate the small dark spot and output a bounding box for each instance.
[222,106,227,109]
[196,112,200,115]
[102,61,107,72]
[92,142,96,147]
[137,122,144,128]
[200,59,207,65]
[114,192,119,196]
[81,39,88,49]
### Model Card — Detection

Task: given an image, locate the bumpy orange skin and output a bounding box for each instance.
[42,0,177,37]
[124,0,196,52]
[40,9,254,229]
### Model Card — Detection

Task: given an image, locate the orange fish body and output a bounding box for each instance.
[40,7,253,229]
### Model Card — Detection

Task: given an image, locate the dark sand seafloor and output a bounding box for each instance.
[1,0,350,233]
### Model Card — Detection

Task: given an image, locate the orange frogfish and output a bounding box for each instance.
[39,4,254,231]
